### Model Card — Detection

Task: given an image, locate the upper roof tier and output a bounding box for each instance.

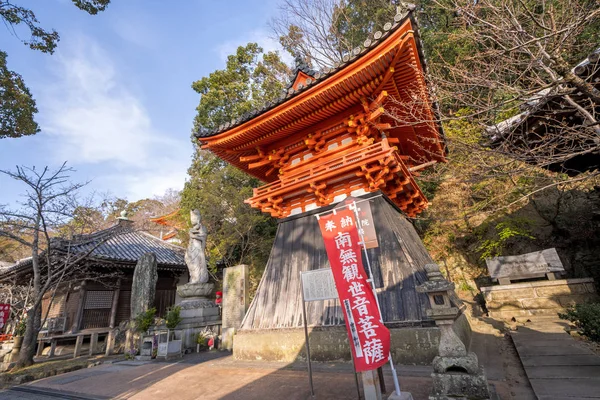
[196,7,446,183]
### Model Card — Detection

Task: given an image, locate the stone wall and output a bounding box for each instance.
[233,314,471,365]
[481,278,598,321]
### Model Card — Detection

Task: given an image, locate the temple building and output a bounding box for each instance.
[487,48,600,175]
[195,7,467,364]
[0,216,187,342]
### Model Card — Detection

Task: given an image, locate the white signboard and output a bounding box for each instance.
[301,268,338,302]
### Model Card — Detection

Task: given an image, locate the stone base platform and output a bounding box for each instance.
[481,278,598,321]
[233,314,471,365]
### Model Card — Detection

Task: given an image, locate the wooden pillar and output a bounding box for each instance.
[89,332,98,356]
[72,280,87,333]
[105,330,116,356]
[36,340,44,357]
[49,339,57,358]
[109,279,121,329]
[361,370,382,400]
[73,334,84,358]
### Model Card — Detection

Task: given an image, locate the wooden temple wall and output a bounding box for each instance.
[40,271,181,332]
[241,193,433,331]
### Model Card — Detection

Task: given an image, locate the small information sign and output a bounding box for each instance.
[301,268,337,302]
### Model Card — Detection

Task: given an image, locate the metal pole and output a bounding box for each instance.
[351,201,402,397]
[300,273,315,397]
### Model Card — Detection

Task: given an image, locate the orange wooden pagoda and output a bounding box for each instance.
[196,8,445,218]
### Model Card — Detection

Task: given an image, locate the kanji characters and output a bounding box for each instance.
[358,315,379,339]
[348,281,365,297]
[340,216,353,228]
[363,338,385,364]
[339,249,357,265]
[352,296,370,316]
[325,220,336,232]
[335,232,352,249]
[342,263,362,282]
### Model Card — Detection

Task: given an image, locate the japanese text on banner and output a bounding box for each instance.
[318,208,390,372]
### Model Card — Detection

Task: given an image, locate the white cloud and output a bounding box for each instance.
[216,28,294,65]
[112,13,158,49]
[37,37,190,201]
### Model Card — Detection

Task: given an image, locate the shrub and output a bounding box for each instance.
[165,306,182,330]
[125,348,138,360]
[14,319,27,336]
[559,302,600,342]
[134,307,156,333]
[196,332,209,350]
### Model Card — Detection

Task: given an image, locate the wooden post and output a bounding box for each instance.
[109,279,121,329]
[49,339,57,358]
[72,280,87,333]
[105,330,116,356]
[361,370,382,400]
[89,332,98,356]
[36,339,44,357]
[74,335,84,358]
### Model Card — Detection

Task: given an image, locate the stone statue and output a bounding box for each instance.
[177,209,214,300]
[185,209,209,284]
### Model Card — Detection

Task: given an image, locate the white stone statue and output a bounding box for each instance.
[185,209,209,284]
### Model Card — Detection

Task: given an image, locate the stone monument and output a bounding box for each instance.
[176,210,220,348]
[417,264,490,400]
[131,252,158,318]
[221,264,249,350]
[128,252,158,356]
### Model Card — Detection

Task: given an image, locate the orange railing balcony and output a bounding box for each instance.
[246,139,427,217]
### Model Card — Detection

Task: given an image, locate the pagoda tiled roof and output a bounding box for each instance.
[195,4,420,139]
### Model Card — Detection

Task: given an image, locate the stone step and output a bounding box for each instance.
[521,354,600,367]
[516,345,592,357]
[525,365,600,379]
[529,378,600,399]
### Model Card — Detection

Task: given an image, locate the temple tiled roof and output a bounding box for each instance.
[195,4,419,139]
[71,228,185,267]
[2,221,186,278]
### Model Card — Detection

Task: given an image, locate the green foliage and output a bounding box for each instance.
[14,319,26,337]
[71,0,111,15]
[134,308,156,333]
[457,280,475,292]
[186,43,287,298]
[181,152,277,291]
[0,1,110,139]
[332,0,398,52]
[559,302,600,342]
[477,218,535,260]
[195,332,209,349]
[0,52,39,139]
[165,306,182,330]
[191,43,290,132]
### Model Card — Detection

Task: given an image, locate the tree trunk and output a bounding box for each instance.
[16,305,41,368]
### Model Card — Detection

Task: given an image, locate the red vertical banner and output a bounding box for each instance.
[0,304,10,330]
[318,208,390,372]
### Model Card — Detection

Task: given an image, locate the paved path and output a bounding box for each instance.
[0,352,515,400]
[511,319,600,400]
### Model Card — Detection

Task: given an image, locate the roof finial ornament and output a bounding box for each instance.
[117,210,129,220]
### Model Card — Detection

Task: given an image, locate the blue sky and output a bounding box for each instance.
[0,0,289,206]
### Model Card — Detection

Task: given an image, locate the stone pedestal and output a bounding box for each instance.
[417,264,490,400]
[176,282,221,349]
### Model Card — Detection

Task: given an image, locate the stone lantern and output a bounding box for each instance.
[417,264,490,400]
